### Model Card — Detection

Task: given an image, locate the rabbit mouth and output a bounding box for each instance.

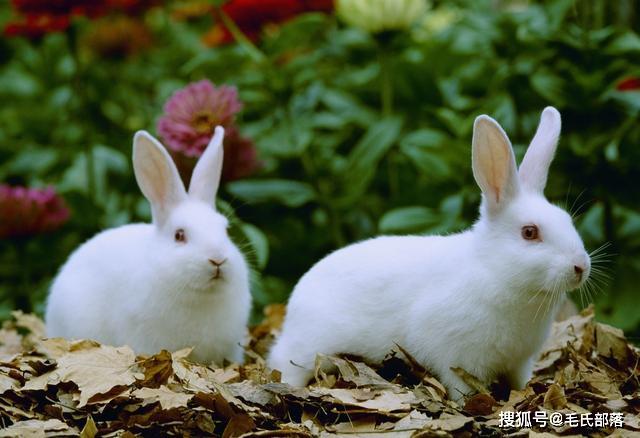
[209,258,227,281]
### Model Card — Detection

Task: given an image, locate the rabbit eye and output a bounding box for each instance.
[521,225,539,241]
[174,228,186,243]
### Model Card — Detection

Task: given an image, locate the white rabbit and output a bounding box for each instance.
[268,107,590,401]
[46,127,251,364]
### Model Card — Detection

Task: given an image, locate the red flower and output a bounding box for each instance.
[616,77,640,91]
[213,0,334,44]
[0,185,70,239]
[9,0,103,16]
[221,126,261,181]
[4,0,158,39]
[4,13,70,39]
[82,15,153,59]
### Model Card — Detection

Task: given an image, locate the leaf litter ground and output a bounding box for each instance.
[0,306,638,437]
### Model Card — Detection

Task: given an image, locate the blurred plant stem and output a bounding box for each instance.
[15,240,31,312]
[217,8,267,64]
[66,25,96,207]
[378,48,393,117]
[377,42,399,198]
[300,151,346,248]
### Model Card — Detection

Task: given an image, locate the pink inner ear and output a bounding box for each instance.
[473,118,518,206]
[133,132,187,225]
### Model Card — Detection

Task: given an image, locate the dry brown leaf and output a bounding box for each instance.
[23,343,139,406]
[543,383,567,410]
[0,327,24,360]
[0,310,638,437]
[423,413,473,432]
[583,369,622,398]
[11,311,46,338]
[222,412,256,438]
[138,350,173,387]
[0,372,20,394]
[313,387,418,412]
[0,418,77,437]
[324,416,378,433]
[606,398,628,411]
[595,323,631,364]
[34,337,71,360]
[624,413,640,430]
[212,364,241,384]
[538,306,595,360]
[450,367,490,395]
[464,393,497,416]
[422,375,447,400]
[133,385,193,410]
[251,304,286,336]
[315,355,395,390]
[393,409,431,430]
[606,430,640,438]
[171,349,219,393]
[80,415,98,438]
[228,379,276,406]
[529,433,583,438]
[213,381,265,415]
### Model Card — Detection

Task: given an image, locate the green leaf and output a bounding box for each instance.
[577,203,605,243]
[606,31,640,54]
[259,117,313,158]
[226,179,315,207]
[0,148,59,178]
[379,206,439,234]
[240,223,270,270]
[492,94,517,134]
[530,69,566,105]
[340,117,403,202]
[320,88,375,126]
[399,129,451,178]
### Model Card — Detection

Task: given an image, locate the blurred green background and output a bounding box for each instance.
[0,0,639,335]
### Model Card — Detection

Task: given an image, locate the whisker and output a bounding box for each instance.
[563,182,573,211]
[589,242,612,257]
[571,197,595,219]
[569,188,587,218]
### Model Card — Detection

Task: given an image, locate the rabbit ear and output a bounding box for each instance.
[519,106,561,194]
[188,126,224,204]
[472,115,520,215]
[133,131,186,225]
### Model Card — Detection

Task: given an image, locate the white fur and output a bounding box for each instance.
[268,107,590,400]
[46,127,251,364]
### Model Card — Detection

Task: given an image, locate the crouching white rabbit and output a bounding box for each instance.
[46,127,251,364]
[268,107,590,401]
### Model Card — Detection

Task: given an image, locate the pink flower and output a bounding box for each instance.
[222,126,261,181]
[0,185,70,239]
[157,79,260,181]
[158,80,242,157]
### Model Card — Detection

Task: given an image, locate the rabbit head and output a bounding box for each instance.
[133,126,243,293]
[471,107,590,295]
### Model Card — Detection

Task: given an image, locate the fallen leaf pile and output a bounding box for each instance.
[0,306,638,437]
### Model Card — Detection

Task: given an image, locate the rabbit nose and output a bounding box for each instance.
[209,258,227,280]
[574,265,584,279]
[209,258,226,267]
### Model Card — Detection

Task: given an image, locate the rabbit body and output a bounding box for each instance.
[269,108,590,400]
[46,127,251,364]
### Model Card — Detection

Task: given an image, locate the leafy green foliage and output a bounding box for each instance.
[0,1,639,334]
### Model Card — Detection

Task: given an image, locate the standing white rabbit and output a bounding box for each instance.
[268,107,590,400]
[46,127,251,364]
